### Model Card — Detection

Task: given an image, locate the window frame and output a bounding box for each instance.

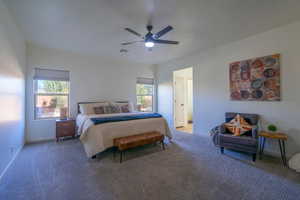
[33,80,70,120]
[136,82,154,112]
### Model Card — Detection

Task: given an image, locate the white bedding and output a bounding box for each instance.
[77,112,172,157]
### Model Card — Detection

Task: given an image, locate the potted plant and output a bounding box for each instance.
[267,124,278,133]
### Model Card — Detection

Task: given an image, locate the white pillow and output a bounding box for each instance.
[79,102,109,115]
[289,153,300,172]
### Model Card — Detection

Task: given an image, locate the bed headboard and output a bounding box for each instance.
[77,101,130,114]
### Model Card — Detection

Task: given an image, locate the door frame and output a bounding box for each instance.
[172,66,193,131]
[174,76,185,127]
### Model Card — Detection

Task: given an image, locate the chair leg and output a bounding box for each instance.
[252,154,256,162]
[120,151,123,163]
[113,147,117,160]
[220,147,224,154]
[161,140,165,150]
[282,140,287,166]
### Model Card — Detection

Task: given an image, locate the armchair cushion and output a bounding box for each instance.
[219,132,258,153]
[225,112,259,125]
[220,134,257,146]
[224,114,253,136]
[225,112,259,137]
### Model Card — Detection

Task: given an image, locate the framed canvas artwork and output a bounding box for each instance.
[229,54,280,101]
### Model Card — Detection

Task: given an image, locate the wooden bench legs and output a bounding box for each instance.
[161,140,165,150]
[120,151,124,163]
[95,139,166,162]
[115,140,165,163]
[114,148,124,163]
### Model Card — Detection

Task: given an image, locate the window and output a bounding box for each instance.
[136,78,154,112]
[34,68,70,119]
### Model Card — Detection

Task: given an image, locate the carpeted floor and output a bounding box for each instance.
[0,131,300,200]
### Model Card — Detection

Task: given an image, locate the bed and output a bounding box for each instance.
[76,101,172,158]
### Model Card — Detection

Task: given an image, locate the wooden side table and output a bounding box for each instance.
[259,131,288,166]
[56,118,76,142]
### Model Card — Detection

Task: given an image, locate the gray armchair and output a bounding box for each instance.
[218,112,259,161]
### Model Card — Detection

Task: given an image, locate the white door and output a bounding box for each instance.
[174,77,185,127]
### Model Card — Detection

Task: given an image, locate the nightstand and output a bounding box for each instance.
[259,131,288,166]
[56,118,76,142]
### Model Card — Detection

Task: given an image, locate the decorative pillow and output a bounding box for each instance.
[79,102,109,114]
[111,102,134,112]
[93,106,105,114]
[111,105,121,113]
[105,105,121,114]
[120,104,130,113]
[225,114,252,136]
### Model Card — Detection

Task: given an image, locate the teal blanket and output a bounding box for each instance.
[90,113,162,125]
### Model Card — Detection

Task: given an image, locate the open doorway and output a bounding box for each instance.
[173,67,193,134]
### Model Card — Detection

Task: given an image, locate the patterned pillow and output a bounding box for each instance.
[120,104,130,113]
[113,102,134,112]
[93,106,105,114]
[105,105,121,114]
[225,114,252,136]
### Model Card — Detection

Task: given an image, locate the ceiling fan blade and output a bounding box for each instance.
[121,41,143,45]
[124,28,142,38]
[153,39,179,45]
[154,26,173,39]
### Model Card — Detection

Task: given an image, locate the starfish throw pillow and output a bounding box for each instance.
[225,114,252,136]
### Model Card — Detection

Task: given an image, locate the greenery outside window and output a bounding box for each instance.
[34,68,70,119]
[136,78,154,112]
[34,80,69,119]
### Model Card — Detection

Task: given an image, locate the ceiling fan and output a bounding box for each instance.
[121,25,179,49]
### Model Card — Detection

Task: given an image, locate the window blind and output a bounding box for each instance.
[33,68,70,81]
[136,77,154,85]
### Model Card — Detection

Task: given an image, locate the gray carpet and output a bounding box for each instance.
[0,131,300,200]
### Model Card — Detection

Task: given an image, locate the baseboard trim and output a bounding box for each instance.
[26,138,55,144]
[0,144,24,182]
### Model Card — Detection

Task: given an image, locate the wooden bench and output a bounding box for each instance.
[113,131,165,163]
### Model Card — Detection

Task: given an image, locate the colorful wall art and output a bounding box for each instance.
[229,54,280,101]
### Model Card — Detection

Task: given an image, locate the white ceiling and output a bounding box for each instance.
[4,0,300,64]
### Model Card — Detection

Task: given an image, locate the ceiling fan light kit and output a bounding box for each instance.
[122,25,179,51]
[145,41,154,48]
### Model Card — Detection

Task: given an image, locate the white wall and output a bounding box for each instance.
[156,21,300,157]
[0,0,26,178]
[26,44,154,142]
